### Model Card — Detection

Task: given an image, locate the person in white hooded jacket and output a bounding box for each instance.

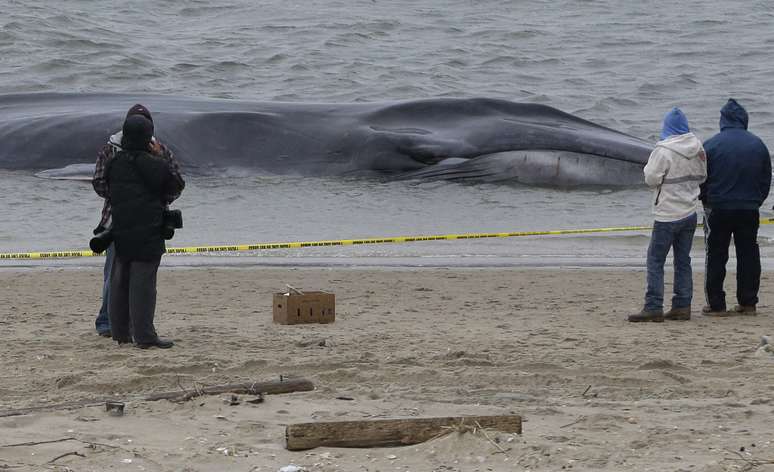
[629,107,707,322]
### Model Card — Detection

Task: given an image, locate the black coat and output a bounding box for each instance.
[701,100,772,210]
[108,150,172,261]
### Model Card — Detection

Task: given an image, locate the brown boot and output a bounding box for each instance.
[701,305,729,317]
[664,306,691,321]
[732,305,757,316]
[628,309,664,323]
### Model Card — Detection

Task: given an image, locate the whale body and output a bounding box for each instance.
[0,93,654,186]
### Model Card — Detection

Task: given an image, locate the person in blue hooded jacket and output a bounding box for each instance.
[700,99,771,316]
[629,108,706,322]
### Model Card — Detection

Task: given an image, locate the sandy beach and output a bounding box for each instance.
[1,266,773,471]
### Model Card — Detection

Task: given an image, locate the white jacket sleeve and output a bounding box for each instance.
[643,147,670,188]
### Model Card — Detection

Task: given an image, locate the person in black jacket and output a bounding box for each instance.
[107,114,185,348]
[92,104,183,338]
[700,99,771,316]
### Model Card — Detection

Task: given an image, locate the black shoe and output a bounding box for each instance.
[136,338,174,349]
[97,331,112,338]
[732,304,757,316]
[701,305,728,317]
[114,336,132,345]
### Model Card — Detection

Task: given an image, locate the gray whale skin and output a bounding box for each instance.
[0,93,653,186]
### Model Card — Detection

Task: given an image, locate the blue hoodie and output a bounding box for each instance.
[700,99,771,209]
[660,107,690,140]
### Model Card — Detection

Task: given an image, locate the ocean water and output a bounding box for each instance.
[1,0,773,267]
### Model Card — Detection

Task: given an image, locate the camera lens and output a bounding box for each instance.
[89,229,113,254]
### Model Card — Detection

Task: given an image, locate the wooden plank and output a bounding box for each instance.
[285,414,521,450]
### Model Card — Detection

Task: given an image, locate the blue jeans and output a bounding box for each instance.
[645,213,697,312]
[95,243,114,334]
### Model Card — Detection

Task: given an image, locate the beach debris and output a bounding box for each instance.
[560,416,586,429]
[47,451,86,463]
[335,396,355,401]
[75,416,99,422]
[754,336,773,358]
[0,378,314,418]
[278,465,305,472]
[105,401,124,417]
[246,394,265,404]
[723,448,774,468]
[223,394,240,406]
[296,338,329,348]
[286,284,304,295]
[141,378,314,403]
[285,414,522,450]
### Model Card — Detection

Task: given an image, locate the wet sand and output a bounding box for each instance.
[1,267,773,471]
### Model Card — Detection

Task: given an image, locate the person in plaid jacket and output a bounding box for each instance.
[91,104,184,338]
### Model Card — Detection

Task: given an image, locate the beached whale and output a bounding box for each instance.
[0,93,653,186]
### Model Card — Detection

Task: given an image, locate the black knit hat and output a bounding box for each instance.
[121,114,154,151]
[126,104,153,123]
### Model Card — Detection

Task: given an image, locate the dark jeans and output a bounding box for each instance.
[703,208,761,310]
[94,243,114,334]
[645,213,698,312]
[109,254,162,344]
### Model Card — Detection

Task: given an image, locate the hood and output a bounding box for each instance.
[657,132,704,160]
[660,107,690,140]
[719,98,748,131]
[108,131,123,149]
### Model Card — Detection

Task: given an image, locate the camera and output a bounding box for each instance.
[161,209,183,240]
[90,226,113,254]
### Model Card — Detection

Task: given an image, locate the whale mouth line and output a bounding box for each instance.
[397,149,646,186]
[419,147,641,166]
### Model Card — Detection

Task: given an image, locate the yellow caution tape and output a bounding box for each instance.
[2,218,773,260]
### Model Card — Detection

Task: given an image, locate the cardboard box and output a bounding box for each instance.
[273,291,335,325]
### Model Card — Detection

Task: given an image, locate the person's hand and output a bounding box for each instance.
[148,139,163,155]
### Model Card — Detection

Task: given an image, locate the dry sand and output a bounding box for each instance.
[1,266,773,471]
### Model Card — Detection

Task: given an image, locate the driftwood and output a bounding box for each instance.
[285,414,522,450]
[48,451,86,463]
[0,400,104,419]
[0,378,314,418]
[0,437,119,449]
[143,378,314,402]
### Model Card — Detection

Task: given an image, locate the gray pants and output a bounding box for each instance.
[109,254,161,344]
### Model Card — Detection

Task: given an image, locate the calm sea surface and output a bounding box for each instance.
[1,0,773,268]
